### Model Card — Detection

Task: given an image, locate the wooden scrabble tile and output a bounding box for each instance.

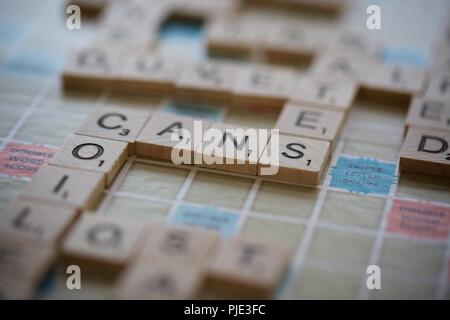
[61,215,146,274]
[310,52,373,81]
[206,238,290,299]
[20,166,105,210]
[263,22,320,66]
[114,261,203,299]
[0,235,54,299]
[175,61,238,102]
[75,106,151,154]
[135,112,210,162]
[206,18,261,59]
[139,224,219,265]
[115,52,184,95]
[399,128,450,178]
[62,47,122,92]
[405,98,450,133]
[232,65,297,110]
[360,63,426,99]
[0,200,78,246]
[197,123,269,175]
[275,103,345,146]
[49,134,128,187]
[290,76,357,112]
[425,72,450,102]
[258,133,331,185]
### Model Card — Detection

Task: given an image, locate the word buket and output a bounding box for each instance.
[166,121,281,176]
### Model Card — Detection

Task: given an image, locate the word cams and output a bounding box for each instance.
[185,305,265,318]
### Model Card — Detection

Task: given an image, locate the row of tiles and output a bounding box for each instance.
[49,105,333,186]
[62,46,442,112]
[3,93,447,211]
[63,47,360,111]
[26,93,450,193]
[80,0,343,23]
[400,25,450,179]
[0,197,290,299]
[88,0,444,101]
[86,0,450,105]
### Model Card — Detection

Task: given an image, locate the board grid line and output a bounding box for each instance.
[0,78,55,151]
[276,120,349,298]
[357,161,401,299]
[165,166,199,223]
[236,178,262,233]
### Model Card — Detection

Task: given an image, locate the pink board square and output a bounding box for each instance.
[387,199,450,240]
[0,142,58,179]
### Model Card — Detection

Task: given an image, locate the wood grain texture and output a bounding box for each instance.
[405,97,450,132]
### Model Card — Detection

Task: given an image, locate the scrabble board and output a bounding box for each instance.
[0,0,450,300]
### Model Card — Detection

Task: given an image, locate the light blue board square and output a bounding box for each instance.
[4,48,65,76]
[381,47,428,68]
[169,204,240,237]
[329,156,397,195]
